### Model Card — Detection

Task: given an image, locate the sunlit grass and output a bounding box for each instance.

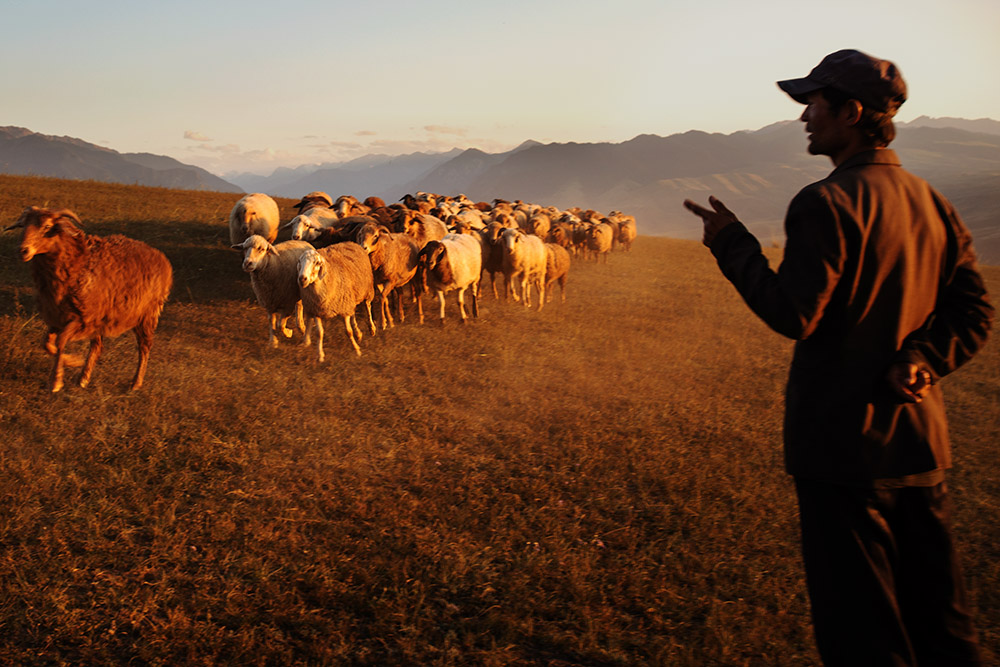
[0,175,996,665]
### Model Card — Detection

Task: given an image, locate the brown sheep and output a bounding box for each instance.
[6,207,173,392]
[543,243,571,303]
[355,222,421,329]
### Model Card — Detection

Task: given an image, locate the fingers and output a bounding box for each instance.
[886,363,933,403]
[683,199,710,217]
[709,196,734,217]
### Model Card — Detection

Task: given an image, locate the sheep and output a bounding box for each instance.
[586,222,614,262]
[6,206,172,392]
[499,228,547,309]
[611,212,637,251]
[477,222,507,300]
[527,212,551,239]
[333,195,370,218]
[543,243,571,303]
[548,220,574,249]
[416,234,482,324]
[354,222,421,330]
[231,235,314,348]
[293,191,334,211]
[297,244,376,360]
[399,194,433,213]
[309,216,379,249]
[391,209,448,248]
[229,193,280,245]
[282,207,341,242]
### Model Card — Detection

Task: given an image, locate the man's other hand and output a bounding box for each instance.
[886,362,933,404]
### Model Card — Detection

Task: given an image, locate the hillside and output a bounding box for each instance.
[5,121,999,263]
[231,122,1000,263]
[0,175,996,664]
[0,127,242,193]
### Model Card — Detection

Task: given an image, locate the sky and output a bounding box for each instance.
[3,0,998,178]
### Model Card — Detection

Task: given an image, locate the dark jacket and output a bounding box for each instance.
[710,149,993,484]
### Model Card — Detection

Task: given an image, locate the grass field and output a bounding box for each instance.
[0,175,997,665]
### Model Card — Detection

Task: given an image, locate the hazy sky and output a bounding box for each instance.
[3,0,998,177]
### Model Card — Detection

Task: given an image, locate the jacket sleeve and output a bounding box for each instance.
[710,188,846,340]
[895,196,993,380]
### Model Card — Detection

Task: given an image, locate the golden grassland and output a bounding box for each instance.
[0,174,997,665]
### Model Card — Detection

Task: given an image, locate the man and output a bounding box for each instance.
[683,50,993,665]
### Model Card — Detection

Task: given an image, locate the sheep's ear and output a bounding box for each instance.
[267,244,279,256]
[231,243,244,251]
[279,221,293,230]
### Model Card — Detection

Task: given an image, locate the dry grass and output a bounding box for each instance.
[0,175,997,665]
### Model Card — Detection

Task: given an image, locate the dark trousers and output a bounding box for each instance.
[794,478,981,666]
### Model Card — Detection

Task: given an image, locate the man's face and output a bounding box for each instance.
[800,91,853,159]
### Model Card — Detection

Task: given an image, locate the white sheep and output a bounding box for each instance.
[231,235,314,348]
[586,222,615,262]
[297,244,376,360]
[282,207,341,242]
[417,233,482,324]
[500,228,547,309]
[229,193,280,245]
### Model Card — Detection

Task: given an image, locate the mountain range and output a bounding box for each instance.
[0,126,241,193]
[3,119,998,263]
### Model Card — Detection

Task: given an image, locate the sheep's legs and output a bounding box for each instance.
[78,335,104,388]
[314,317,325,363]
[344,315,362,357]
[363,300,376,336]
[278,314,294,339]
[456,288,468,323]
[268,313,281,348]
[43,330,83,368]
[437,290,447,323]
[129,315,157,391]
[49,324,82,393]
[295,301,305,334]
[535,278,545,312]
[301,317,314,347]
[471,282,480,319]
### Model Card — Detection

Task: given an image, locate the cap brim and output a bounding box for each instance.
[777,77,824,105]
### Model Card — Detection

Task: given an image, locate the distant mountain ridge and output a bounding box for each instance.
[5,120,998,263]
[0,127,241,193]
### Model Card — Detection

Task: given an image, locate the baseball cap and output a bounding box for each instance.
[777,49,907,115]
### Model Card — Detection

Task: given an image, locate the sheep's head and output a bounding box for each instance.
[501,228,525,253]
[417,241,446,294]
[283,214,320,241]
[297,249,324,289]
[7,206,82,262]
[232,235,277,273]
[355,223,382,253]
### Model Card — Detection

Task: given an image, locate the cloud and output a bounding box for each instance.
[423,125,467,137]
[184,130,213,142]
[190,143,242,155]
[355,130,377,137]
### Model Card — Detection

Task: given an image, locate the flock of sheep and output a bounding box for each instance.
[4,192,637,392]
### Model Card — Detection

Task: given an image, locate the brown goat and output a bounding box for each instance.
[6,207,173,392]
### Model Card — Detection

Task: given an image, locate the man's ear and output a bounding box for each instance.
[843,99,864,126]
